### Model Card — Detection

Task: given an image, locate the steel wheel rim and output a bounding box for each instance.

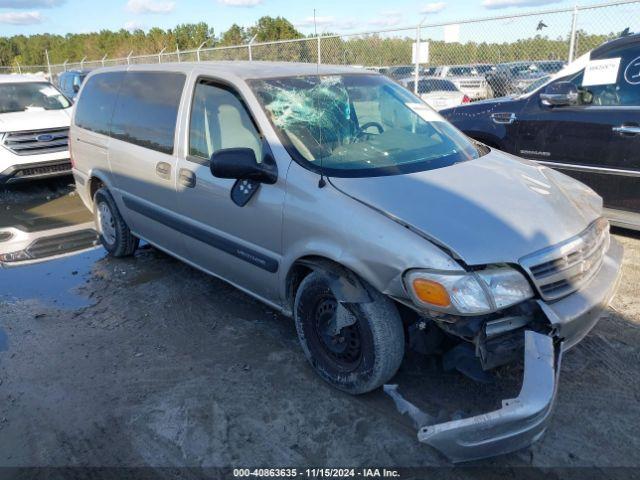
[97,201,116,245]
[312,295,362,370]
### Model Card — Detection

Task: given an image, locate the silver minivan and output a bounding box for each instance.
[71,62,623,462]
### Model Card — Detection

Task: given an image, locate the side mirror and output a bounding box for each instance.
[540,81,579,107]
[209,147,277,185]
[73,84,80,93]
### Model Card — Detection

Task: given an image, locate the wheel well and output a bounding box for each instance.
[88,177,105,204]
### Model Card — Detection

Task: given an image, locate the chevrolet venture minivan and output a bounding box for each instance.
[71,62,623,462]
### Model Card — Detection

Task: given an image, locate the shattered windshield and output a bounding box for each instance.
[251,74,480,177]
[0,82,71,114]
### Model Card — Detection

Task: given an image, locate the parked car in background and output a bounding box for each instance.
[486,60,565,97]
[57,69,90,102]
[0,75,72,185]
[71,62,622,462]
[0,189,97,266]
[397,77,470,110]
[441,34,640,230]
[434,64,493,100]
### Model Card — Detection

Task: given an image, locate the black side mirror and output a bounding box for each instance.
[540,81,579,107]
[209,148,277,185]
[73,83,80,93]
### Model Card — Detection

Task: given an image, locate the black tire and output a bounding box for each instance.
[294,270,405,394]
[93,188,139,257]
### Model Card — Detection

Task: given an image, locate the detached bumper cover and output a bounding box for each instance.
[418,331,561,463]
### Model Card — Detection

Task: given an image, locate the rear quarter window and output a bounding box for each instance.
[110,71,186,155]
[74,72,125,135]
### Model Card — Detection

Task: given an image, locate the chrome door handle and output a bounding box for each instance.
[613,125,640,135]
[155,162,171,180]
[178,168,196,188]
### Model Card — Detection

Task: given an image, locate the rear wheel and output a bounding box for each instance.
[93,188,138,257]
[294,271,405,394]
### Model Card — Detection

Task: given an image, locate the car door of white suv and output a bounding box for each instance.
[174,77,286,304]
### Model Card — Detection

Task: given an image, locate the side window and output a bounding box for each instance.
[572,45,640,107]
[74,72,124,135]
[188,81,263,162]
[111,71,186,155]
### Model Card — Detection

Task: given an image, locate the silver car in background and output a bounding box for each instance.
[397,77,470,110]
[70,62,622,462]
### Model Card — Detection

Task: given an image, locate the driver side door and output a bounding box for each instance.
[174,78,286,304]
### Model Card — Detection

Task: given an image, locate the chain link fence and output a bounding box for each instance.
[1,0,637,103]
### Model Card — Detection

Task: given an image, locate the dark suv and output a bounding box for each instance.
[57,70,89,101]
[442,34,640,230]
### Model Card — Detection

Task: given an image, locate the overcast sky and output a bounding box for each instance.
[0,0,628,38]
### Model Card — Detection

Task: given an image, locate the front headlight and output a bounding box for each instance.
[405,266,534,316]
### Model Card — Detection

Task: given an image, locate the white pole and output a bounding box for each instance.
[248,34,257,62]
[196,40,208,62]
[45,49,52,79]
[80,56,87,69]
[176,44,181,62]
[16,60,21,74]
[127,51,133,65]
[101,54,108,67]
[63,59,68,72]
[568,5,579,63]
[158,47,167,63]
[414,26,421,95]
[317,36,322,65]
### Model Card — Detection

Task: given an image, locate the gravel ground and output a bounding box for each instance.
[0,181,639,471]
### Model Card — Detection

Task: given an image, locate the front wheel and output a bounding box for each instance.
[294,271,405,394]
[93,188,139,257]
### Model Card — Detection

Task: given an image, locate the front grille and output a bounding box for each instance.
[2,127,69,156]
[520,218,610,301]
[13,161,72,179]
[25,229,98,260]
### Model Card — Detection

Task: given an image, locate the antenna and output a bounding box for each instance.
[314,8,327,188]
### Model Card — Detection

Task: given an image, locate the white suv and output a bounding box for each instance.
[0,75,72,185]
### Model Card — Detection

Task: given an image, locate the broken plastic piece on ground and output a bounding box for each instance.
[418,330,561,463]
[383,384,434,429]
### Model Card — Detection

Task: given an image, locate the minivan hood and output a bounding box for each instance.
[0,108,71,133]
[330,150,602,266]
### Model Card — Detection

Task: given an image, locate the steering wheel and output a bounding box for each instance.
[353,122,384,142]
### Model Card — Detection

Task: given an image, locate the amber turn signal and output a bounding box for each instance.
[412,278,451,307]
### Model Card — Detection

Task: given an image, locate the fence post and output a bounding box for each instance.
[317,36,322,65]
[196,40,208,62]
[80,56,87,69]
[414,25,421,95]
[127,51,133,65]
[63,59,68,72]
[101,54,108,67]
[16,60,21,74]
[158,47,167,63]
[45,49,52,79]
[248,34,257,61]
[568,5,578,63]
[176,45,181,62]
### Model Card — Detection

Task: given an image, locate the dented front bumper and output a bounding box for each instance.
[419,331,560,463]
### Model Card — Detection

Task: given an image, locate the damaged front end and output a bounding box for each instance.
[390,236,623,463]
[418,330,561,463]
